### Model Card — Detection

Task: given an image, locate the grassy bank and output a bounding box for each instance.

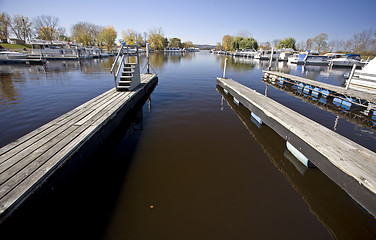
[0,43,32,50]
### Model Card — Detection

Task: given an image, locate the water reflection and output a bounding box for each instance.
[0,73,20,108]
[217,85,376,239]
[217,56,256,72]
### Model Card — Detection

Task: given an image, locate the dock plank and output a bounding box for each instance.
[0,90,120,166]
[0,74,158,221]
[0,89,119,157]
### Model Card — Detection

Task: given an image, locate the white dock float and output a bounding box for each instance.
[0,74,158,222]
[217,77,376,216]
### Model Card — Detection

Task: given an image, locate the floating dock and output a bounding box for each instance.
[217,77,376,216]
[263,70,376,111]
[0,73,158,222]
[262,72,376,129]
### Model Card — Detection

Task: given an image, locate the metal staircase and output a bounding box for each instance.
[111,44,141,91]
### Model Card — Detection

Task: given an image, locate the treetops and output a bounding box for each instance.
[0,12,196,51]
[218,30,376,56]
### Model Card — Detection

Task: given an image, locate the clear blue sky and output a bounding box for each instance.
[1,0,376,45]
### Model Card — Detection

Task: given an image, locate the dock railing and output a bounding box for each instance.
[110,44,139,89]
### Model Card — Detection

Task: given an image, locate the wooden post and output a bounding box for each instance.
[223,58,228,78]
[268,48,274,70]
[146,43,150,74]
[346,63,357,89]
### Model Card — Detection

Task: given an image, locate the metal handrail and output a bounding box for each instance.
[116,55,125,80]
[110,44,124,74]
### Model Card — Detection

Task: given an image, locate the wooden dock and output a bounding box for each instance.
[0,73,157,222]
[217,77,376,216]
[263,70,376,105]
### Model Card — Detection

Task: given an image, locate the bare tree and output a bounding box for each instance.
[236,30,252,38]
[296,41,305,51]
[351,29,376,53]
[9,15,32,42]
[272,39,280,48]
[33,15,59,41]
[306,38,313,50]
[328,39,345,52]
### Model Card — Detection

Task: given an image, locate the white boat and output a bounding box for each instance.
[164,47,185,53]
[279,51,294,61]
[30,40,92,60]
[254,49,279,60]
[0,48,28,60]
[329,54,366,68]
[288,51,328,65]
[304,55,329,65]
[233,49,257,58]
[288,53,300,64]
[346,58,376,93]
[186,47,199,52]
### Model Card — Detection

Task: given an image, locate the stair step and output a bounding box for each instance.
[120,76,133,79]
[118,81,132,86]
[117,85,131,91]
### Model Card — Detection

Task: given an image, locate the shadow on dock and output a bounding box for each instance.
[0,82,157,239]
[216,85,376,239]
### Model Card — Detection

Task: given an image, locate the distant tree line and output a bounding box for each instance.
[0,12,196,51]
[121,27,195,50]
[0,12,117,51]
[218,30,376,56]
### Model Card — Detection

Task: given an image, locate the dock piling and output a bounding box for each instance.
[223,58,228,79]
[146,43,150,74]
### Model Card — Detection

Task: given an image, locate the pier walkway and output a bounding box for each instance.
[217,77,376,216]
[0,73,157,222]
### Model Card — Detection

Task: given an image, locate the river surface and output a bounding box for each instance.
[0,52,375,239]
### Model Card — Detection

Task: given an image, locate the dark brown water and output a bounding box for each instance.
[0,52,375,239]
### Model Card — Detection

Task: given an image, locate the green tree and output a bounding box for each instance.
[222,35,233,51]
[183,41,194,48]
[169,37,183,48]
[38,27,56,41]
[122,28,142,45]
[71,22,100,46]
[312,33,328,52]
[0,12,11,43]
[231,36,243,50]
[216,42,222,50]
[148,27,167,50]
[240,37,258,50]
[98,26,117,51]
[276,37,296,50]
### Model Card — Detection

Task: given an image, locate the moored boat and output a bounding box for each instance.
[346,58,376,93]
[0,47,28,60]
[329,54,366,68]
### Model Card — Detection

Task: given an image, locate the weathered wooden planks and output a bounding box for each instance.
[0,74,157,221]
[217,77,376,216]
